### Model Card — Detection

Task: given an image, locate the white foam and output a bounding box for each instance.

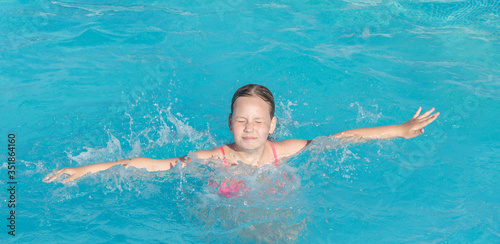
[67,132,123,165]
[350,101,382,124]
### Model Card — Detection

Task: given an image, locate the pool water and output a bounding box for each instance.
[1,0,499,243]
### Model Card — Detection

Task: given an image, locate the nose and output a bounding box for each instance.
[244,121,254,132]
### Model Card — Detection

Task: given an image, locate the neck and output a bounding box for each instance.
[228,143,267,166]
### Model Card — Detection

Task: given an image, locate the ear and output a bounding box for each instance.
[269,116,277,134]
[228,114,233,131]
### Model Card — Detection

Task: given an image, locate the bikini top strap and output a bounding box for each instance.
[268,141,279,167]
[220,146,229,167]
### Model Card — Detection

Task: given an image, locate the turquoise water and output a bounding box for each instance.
[1,0,499,243]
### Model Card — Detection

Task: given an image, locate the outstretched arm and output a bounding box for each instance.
[271,108,438,159]
[331,107,439,142]
[44,149,220,183]
[44,157,185,183]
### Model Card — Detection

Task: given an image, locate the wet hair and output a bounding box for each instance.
[231,84,275,118]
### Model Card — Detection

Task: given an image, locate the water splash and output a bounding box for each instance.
[274,100,300,140]
[350,101,382,124]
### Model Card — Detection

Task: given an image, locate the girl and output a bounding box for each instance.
[44,84,439,183]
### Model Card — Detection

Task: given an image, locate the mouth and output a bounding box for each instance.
[242,136,257,141]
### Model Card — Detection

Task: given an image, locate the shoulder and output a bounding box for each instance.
[193,147,223,160]
[272,139,311,157]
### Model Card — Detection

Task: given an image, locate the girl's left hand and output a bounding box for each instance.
[399,107,440,139]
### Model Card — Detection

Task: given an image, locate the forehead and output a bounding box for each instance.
[232,96,271,116]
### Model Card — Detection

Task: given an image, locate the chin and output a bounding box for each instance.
[238,140,265,150]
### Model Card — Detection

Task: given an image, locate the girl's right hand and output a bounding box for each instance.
[43,166,92,183]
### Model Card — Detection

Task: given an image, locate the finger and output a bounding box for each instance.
[427,111,440,120]
[43,172,54,182]
[63,173,81,183]
[412,107,422,119]
[45,169,65,183]
[419,108,435,118]
[417,112,440,127]
[424,111,440,122]
[412,128,424,138]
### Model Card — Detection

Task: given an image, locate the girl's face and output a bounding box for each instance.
[229,96,277,151]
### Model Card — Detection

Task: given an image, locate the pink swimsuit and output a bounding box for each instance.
[212,141,279,198]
